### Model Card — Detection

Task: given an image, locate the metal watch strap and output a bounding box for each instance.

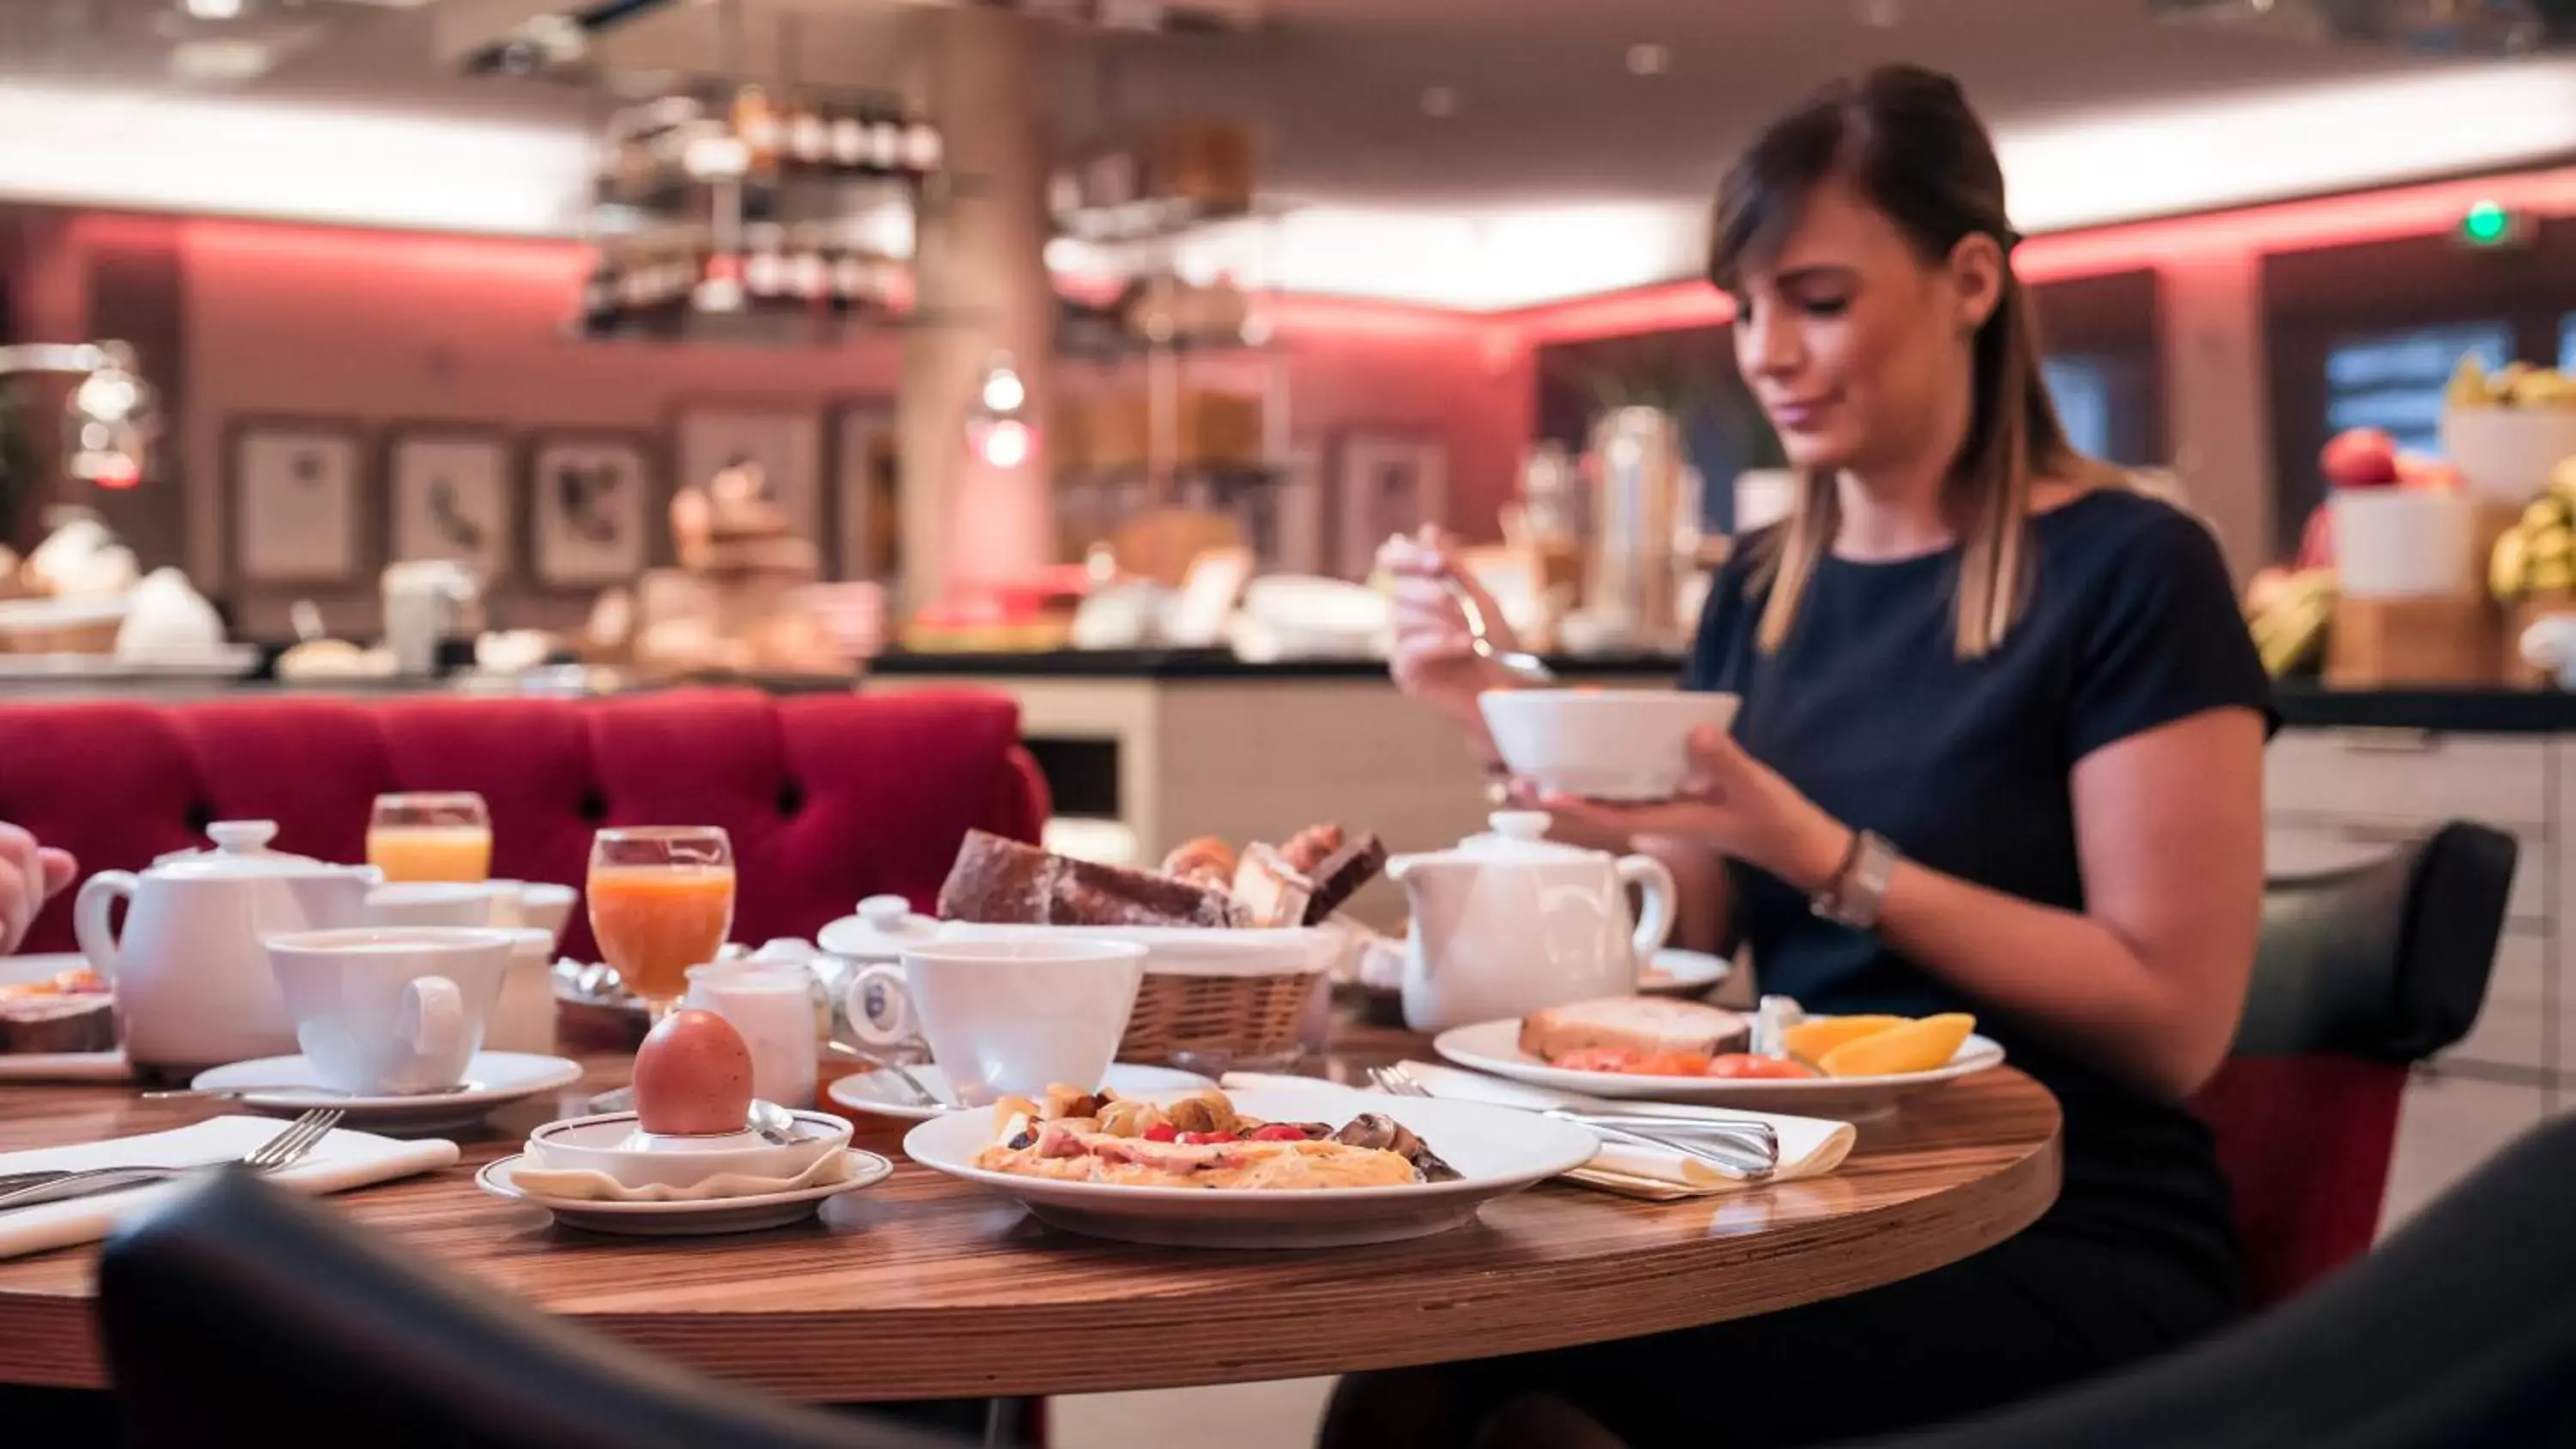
[1811,829,1897,930]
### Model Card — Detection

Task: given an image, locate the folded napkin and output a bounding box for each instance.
[0,1116,458,1260]
[1223,1065,1856,1197]
[0,1048,131,1083]
[510,1149,854,1203]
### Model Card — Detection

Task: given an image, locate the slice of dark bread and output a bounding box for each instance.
[939,830,1249,928]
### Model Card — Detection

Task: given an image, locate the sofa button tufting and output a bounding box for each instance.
[775,779,806,817]
[578,791,610,824]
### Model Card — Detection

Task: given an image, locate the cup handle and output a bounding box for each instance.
[403,975,468,1071]
[71,871,137,984]
[1619,854,1679,958]
[841,963,918,1052]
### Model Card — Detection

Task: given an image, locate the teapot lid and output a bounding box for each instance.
[1430,811,1604,864]
[816,893,939,961]
[151,821,359,880]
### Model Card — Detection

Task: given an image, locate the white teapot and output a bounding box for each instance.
[74,821,380,1072]
[1388,811,1678,1033]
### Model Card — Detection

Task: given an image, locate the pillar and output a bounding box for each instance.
[896,5,1056,616]
[2160,249,2275,584]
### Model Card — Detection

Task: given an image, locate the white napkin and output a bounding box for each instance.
[1224,1064,1856,1196]
[0,1048,131,1083]
[0,1115,458,1260]
[509,1149,854,1203]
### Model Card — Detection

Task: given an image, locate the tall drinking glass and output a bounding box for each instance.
[586,827,736,1021]
[368,792,493,883]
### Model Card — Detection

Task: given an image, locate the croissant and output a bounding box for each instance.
[1161,835,1238,884]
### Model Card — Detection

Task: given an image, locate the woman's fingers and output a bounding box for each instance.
[0,857,29,954]
[38,847,76,895]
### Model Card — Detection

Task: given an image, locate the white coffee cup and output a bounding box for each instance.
[265,927,515,1094]
[844,939,1146,1107]
[488,879,579,949]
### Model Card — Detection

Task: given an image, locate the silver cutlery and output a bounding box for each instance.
[825,1040,950,1110]
[746,1099,806,1145]
[0,1107,344,1213]
[1440,573,1558,687]
[1370,1064,1776,1181]
[141,1081,482,1102]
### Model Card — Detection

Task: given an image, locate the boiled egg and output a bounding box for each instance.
[632,1008,755,1136]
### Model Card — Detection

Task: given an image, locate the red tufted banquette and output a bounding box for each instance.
[0,688,1048,961]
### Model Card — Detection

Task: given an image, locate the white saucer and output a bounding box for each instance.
[1640,948,1732,998]
[477,1149,893,1234]
[826,1062,1216,1123]
[191,1052,586,1133]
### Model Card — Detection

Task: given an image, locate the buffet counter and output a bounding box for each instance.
[868,649,1686,928]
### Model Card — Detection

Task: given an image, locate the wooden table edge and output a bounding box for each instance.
[0,1109,2062,1400]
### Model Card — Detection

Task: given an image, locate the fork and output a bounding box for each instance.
[1370,1064,1776,1182]
[0,1108,345,1213]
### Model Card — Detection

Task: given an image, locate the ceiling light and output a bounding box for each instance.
[183,0,245,19]
[1420,87,1460,119]
[1859,0,1902,27]
[168,40,275,83]
[1626,44,1671,76]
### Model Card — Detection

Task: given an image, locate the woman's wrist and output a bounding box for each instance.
[1772,809,1856,897]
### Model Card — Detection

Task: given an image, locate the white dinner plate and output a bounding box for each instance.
[477,1149,893,1235]
[1638,949,1731,998]
[1432,1018,2005,1119]
[191,1052,585,1134]
[903,1085,1598,1249]
[827,1061,1215,1123]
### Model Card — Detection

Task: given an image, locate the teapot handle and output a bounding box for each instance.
[72,871,138,984]
[1617,854,1679,959]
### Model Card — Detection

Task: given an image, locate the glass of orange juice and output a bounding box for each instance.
[368,792,493,883]
[587,826,736,1019]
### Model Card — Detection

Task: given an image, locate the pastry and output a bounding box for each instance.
[1230,843,1314,929]
[1278,823,1345,876]
[939,831,1249,929]
[1160,836,1238,889]
[1298,832,1388,925]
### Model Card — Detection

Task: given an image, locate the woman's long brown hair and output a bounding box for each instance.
[1712,65,2084,658]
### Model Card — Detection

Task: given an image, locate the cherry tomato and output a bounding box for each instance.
[1178,1131,1240,1145]
[1249,1124,1309,1143]
[1141,1122,1179,1143]
[1629,1051,1718,1077]
[1705,1053,1819,1080]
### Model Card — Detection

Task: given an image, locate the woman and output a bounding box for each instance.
[0,823,74,956]
[1335,65,2269,1449]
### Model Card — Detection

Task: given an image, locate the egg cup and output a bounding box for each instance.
[527,1109,851,1192]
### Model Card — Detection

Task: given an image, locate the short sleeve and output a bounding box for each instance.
[2068,507,2275,763]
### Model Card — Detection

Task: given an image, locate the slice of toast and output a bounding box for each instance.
[939,830,1249,929]
[1517,997,1751,1063]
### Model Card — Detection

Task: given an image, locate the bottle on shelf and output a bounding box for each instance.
[789,223,831,311]
[901,107,944,175]
[829,103,869,173]
[786,94,829,173]
[732,85,781,179]
[866,105,905,174]
[743,222,788,307]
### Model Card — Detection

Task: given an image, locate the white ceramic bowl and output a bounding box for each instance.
[527,1109,851,1191]
[490,880,579,948]
[2441,406,2576,503]
[1479,689,1742,802]
[366,881,512,929]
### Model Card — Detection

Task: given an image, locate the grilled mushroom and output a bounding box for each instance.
[1334,1113,1461,1182]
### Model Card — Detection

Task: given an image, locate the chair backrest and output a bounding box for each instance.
[1851,1107,2576,1449]
[2193,821,2518,1307]
[0,688,1049,959]
[99,1169,965,1449]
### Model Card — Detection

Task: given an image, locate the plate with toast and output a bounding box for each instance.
[1433,997,2004,1119]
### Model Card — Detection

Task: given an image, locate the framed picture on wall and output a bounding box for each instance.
[229,419,366,586]
[529,431,657,587]
[831,402,898,585]
[672,404,825,567]
[1333,432,1449,580]
[386,427,514,582]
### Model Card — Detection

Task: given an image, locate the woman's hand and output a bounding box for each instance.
[0,824,76,956]
[1381,524,1518,755]
[1537,724,1850,894]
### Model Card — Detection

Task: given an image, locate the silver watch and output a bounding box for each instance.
[1810,830,1898,931]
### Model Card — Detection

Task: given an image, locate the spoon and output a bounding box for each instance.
[1440,574,1557,686]
[825,1040,950,1110]
[746,1099,806,1145]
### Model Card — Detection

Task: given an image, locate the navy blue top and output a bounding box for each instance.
[1684,488,2271,1298]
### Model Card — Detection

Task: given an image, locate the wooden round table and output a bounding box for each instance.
[0,1032,2061,1403]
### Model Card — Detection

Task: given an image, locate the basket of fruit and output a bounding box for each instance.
[2442,359,2576,503]
[2489,458,2576,687]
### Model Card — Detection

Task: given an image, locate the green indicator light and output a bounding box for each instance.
[2462,201,2514,246]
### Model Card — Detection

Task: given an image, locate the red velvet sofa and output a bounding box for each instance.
[0,688,1048,960]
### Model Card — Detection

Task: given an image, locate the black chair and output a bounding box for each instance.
[1839,1106,2576,1448]
[2192,819,2518,1305]
[97,1168,968,1449]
